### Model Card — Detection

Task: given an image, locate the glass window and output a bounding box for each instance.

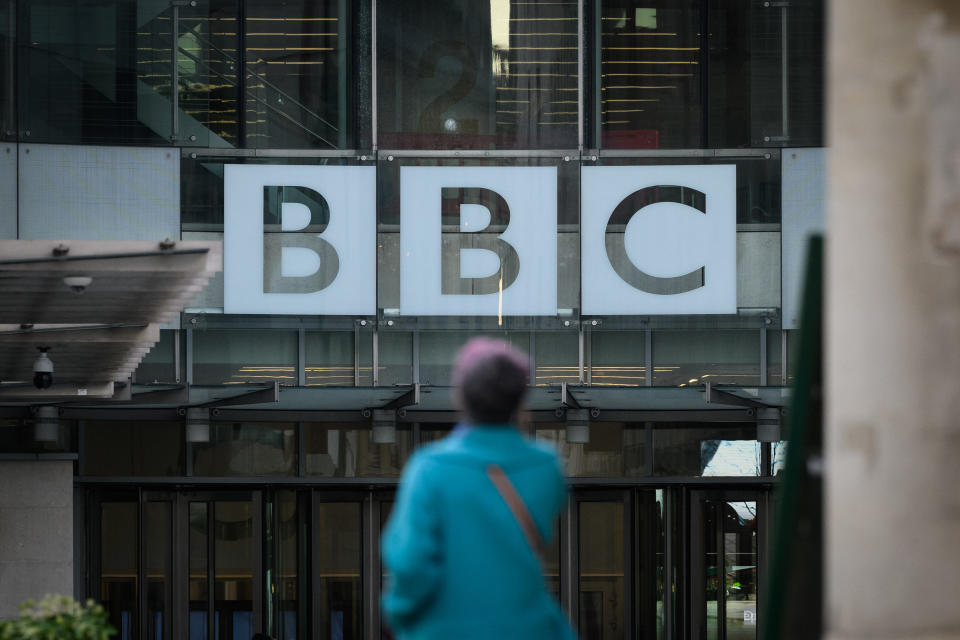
[266,490,301,640]
[305,331,355,387]
[377,0,578,150]
[144,501,171,640]
[652,330,760,387]
[653,423,760,476]
[192,421,296,476]
[535,331,579,385]
[377,331,412,386]
[242,0,359,149]
[100,501,138,639]
[578,500,625,639]
[82,421,183,476]
[536,422,645,477]
[0,417,75,454]
[136,329,177,384]
[214,500,255,638]
[591,330,646,386]
[419,331,529,386]
[766,328,782,385]
[304,422,412,477]
[315,502,362,640]
[192,329,298,385]
[772,440,787,476]
[18,0,175,145]
[0,0,14,141]
[592,1,824,149]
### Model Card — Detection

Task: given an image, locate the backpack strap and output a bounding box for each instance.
[486,464,546,560]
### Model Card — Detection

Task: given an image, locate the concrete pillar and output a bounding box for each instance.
[827,1,960,639]
[0,461,73,619]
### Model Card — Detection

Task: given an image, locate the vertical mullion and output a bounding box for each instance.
[760,327,768,386]
[528,331,536,384]
[207,501,215,640]
[310,492,322,640]
[577,0,584,151]
[563,494,578,629]
[623,490,635,640]
[577,326,584,384]
[297,422,306,477]
[364,491,379,640]
[138,490,146,640]
[717,501,727,640]
[412,329,420,385]
[185,328,194,385]
[298,327,306,387]
[700,0,710,147]
[781,329,788,386]
[237,0,246,147]
[372,329,379,386]
[370,0,378,151]
[354,324,361,387]
[645,328,653,387]
[253,491,264,635]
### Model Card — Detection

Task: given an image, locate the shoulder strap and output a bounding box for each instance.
[486,464,546,560]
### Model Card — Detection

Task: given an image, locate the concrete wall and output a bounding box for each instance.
[0,461,73,619]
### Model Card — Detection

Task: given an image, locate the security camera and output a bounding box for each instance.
[63,275,92,294]
[33,348,53,389]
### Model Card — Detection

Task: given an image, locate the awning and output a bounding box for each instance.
[0,240,221,399]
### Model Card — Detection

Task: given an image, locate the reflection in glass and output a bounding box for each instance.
[304,423,412,477]
[579,501,625,640]
[145,502,172,640]
[598,0,702,149]
[653,424,760,477]
[192,422,296,477]
[188,502,208,640]
[535,332,579,386]
[0,0,14,140]
[316,502,362,640]
[377,0,578,149]
[193,330,298,386]
[305,331,355,387]
[591,331,646,386]
[704,501,719,640]
[377,332,413,386]
[723,501,758,639]
[101,502,137,640]
[214,501,254,640]
[772,440,788,476]
[266,491,300,640]
[137,329,177,384]
[652,330,761,387]
[419,331,529,385]
[82,421,183,477]
[767,329,783,386]
[536,423,645,477]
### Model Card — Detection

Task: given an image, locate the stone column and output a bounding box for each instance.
[0,461,74,618]
[827,1,960,639]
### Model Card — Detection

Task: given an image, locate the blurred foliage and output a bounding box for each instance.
[0,595,115,640]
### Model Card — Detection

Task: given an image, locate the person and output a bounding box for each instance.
[381,338,576,640]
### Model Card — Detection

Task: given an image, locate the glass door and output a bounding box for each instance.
[689,490,766,640]
[182,492,262,640]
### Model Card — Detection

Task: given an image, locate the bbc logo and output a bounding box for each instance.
[224,164,736,316]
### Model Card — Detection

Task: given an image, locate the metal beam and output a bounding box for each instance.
[200,381,280,408]
[380,383,421,410]
[703,381,771,409]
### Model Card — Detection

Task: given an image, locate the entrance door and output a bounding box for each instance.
[689,490,767,640]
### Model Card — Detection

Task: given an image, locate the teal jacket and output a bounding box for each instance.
[381,426,576,640]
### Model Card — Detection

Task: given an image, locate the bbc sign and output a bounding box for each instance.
[224,164,736,316]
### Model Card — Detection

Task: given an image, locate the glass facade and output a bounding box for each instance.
[0,1,824,638]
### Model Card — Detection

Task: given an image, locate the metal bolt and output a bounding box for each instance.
[360,155,367,161]
[564,155,571,162]
[190,152,198,159]
[591,319,598,326]
[764,153,771,159]
[591,155,598,161]
[360,319,367,326]
[189,134,197,141]
[563,320,571,327]
[387,155,394,161]
[24,130,30,136]
[387,320,394,326]
[764,136,771,142]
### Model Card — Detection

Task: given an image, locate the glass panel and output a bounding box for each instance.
[316,502,362,640]
[305,331,355,387]
[0,417,75,454]
[189,502,209,640]
[214,500,254,640]
[137,329,177,384]
[0,0,15,141]
[145,501,172,640]
[419,424,453,446]
[101,502,138,640]
[377,0,578,150]
[653,423,760,477]
[266,491,300,640]
[704,502,720,640]
[723,500,758,639]
[579,500,625,640]
[597,0,702,149]
[772,440,787,476]
[535,332,579,386]
[192,422,296,476]
[786,329,799,385]
[536,422,645,477]
[379,500,394,638]
[192,329,298,385]
[377,331,412,386]
[19,0,173,144]
[766,329,782,385]
[655,490,665,640]
[82,421,183,476]
[591,330,645,386]
[358,329,373,386]
[243,0,353,149]
[652,330,760,387]
[419,331,529,386]
[304,422,413,477]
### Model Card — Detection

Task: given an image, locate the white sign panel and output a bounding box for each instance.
[224,165,376,314]
[400,166,557,316]
[581,165,737,315]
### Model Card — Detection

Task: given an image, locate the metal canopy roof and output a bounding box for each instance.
[0,240,221,399]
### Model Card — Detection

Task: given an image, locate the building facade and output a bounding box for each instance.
[0,1,825,638]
